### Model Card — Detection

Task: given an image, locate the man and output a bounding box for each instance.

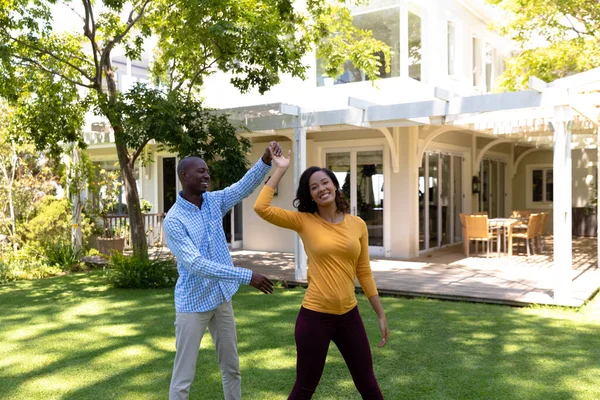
[164,142,281,400]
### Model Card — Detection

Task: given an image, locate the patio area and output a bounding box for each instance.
[231,236,600,307]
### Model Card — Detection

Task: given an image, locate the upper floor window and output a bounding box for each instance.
[472,37,483,89]
[485,43,495,92]
[447,21,456,76]
[317,6,400,86]
[408,11,422,81]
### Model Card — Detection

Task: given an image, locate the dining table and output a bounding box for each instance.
[488,218,528,257]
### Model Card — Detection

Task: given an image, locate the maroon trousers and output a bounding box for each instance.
[288,306,384,400]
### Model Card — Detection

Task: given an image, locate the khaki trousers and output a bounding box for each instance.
[169,301,241,400]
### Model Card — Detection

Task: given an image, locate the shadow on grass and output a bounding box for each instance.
[0,273,599,399]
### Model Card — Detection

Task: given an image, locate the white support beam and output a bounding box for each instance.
[434,87,453,102]
[293,112,307,281]
[548,67,600,89]
[448,90,542,115]
[571,103,600,126]
[474,138,510,174]
[280,104,300,116]
[375,127,400,173]
[550,105,573,303]
[348,97,378,110]
[528,76,548,93]
[512,148,544,177]
[417,125,457,168]
[367,99,449,122]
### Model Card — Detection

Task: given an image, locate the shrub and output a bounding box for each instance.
[44,241,83,271]
[104,253,178,289]
[25,197,94,249]
[0,251,61,284]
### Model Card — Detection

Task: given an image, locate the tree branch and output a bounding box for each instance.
[82,0,102,88]
[1,27,94,82]
[100,0,151,86]
[131,139,151,166]
[184,59,218,98]
[12,56,95,88]
[57,0,86,24]
[106,0,151,52]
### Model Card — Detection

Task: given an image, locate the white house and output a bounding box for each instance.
[83,0,600,301]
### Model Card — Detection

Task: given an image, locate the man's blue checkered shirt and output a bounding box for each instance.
[164,159,271,313]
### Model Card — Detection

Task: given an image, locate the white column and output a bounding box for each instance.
[400,0,409,78]
[70,147,83,252]
[551,105,573,302]
[152,152,159,213]
[294,112,307,280]
[390,126,419,258]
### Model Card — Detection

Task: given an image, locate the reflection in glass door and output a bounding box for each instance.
[419,152,463,251]
[223,203,243,249]
[479,159,506,218]
[357,151,384,248]
[428,153,439,249]
[326,150,384,255]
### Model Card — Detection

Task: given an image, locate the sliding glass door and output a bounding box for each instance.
[419,152,464,251]
[325,149,384,256]
[479,159,506,218]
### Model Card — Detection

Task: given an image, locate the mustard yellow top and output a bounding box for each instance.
[254,186,378,315]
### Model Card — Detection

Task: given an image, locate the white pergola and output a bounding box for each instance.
[224,67,600,303]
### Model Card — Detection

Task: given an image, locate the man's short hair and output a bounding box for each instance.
[177,156,204,176]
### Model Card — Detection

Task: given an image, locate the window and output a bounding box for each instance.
[408,11,422,81]
[447,21,456,76]
[472,37,482,88]
[528,166,553,208]
[316,7,400,86]
[485,43,495,92]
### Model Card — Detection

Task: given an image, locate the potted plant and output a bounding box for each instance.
[93,168,126,255]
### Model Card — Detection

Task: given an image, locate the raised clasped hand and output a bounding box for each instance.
[269,148,292,169]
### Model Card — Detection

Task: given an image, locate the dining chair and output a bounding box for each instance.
[510,210,532,219]
[536,212,549,252]
[473,211,488,216]
[512,213,540,256]
[464,215,499,258]
[459,213,470,255]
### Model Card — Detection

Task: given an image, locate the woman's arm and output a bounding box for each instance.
[368,295,388,348]
[355,220,388,347]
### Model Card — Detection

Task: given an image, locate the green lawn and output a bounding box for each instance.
[0,272,599,400]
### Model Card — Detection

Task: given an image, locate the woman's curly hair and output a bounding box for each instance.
[293,166,350,214]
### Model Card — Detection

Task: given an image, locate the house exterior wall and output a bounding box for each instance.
[512,148,598,231]
[242,139,298,252]
[200,0,511,112]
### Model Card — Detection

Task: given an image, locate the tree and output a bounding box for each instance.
[488,0,600,90]
[0,102,57,254]
[0,0,390,258]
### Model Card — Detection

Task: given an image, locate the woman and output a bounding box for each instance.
[254,149,388,400]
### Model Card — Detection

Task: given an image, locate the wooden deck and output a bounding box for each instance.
[230,236,600,307]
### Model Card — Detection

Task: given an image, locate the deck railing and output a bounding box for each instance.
[103,213,165,248]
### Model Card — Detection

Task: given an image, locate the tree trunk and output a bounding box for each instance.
[115,140,148,258]
[70,147,83,253]
[102,52,148,259]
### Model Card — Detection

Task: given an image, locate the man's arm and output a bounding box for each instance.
[164,218,274,293]
[217,141,282,215]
